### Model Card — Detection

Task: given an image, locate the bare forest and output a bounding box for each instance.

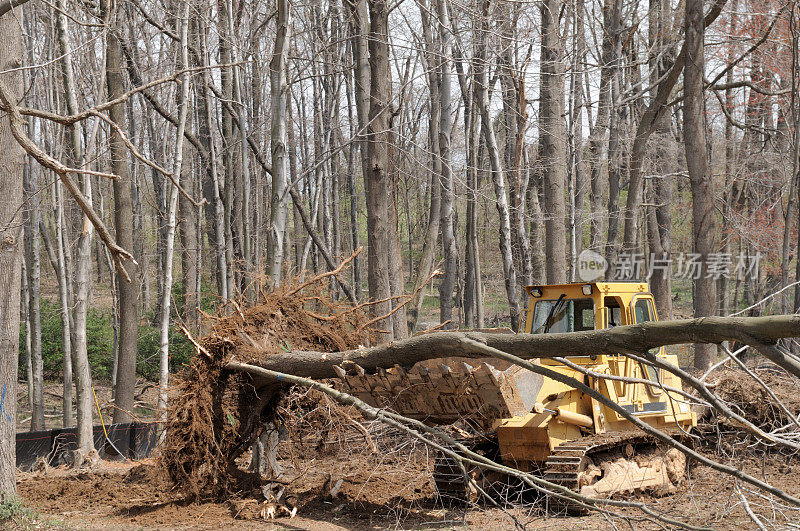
[1,0,800,526]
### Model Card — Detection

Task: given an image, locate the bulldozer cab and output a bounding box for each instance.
[522,281,658,336]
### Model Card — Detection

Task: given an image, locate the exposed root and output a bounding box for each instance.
[159,273,373,500]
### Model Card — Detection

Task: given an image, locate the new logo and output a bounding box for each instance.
[577,250,607,282]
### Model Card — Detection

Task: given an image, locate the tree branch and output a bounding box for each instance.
[233,314,800,379]
[288,185,356,302]
[0,78,135,282]
[0,0,29,18]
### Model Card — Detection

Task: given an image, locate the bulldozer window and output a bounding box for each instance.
[531,298,594,334]
[633,298,662,394]
[633,297,661,356]
[640,361,663,396]
[603,297,623,327]
[634,299,654,324]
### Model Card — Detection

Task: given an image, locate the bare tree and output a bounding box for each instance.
[365,0,398,340]
[539,0,568,283]
[157,0,191,421]
[22,162,44,430]
[685,0,717,369]
[474,0,520,329]
[406,0,442,332]
[437,0,457,327]
[53,0,77,428]
[0,3,24,496]
[103,0,140,427]
[267,0,291,285]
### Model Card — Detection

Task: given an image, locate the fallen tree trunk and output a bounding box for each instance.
[232,314,800,380]
[217,313,800,514]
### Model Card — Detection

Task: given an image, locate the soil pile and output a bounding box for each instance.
[159,273,373,499]
[699,364,800,456]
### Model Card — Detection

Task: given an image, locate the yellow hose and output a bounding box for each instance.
[91,385,110,441]
[90,385,130,461]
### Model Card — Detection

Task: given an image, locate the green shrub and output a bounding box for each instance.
[0,495,35,523]
[86,306,115,379]
[136,325,195,380]
[19,296,197,382]
[171,277,219,316]
[18,300,112,380]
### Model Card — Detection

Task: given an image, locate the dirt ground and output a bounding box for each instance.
[13,364,800,530]
[14,422,800,530]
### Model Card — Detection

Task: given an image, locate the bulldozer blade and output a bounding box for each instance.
[333,358,542,427]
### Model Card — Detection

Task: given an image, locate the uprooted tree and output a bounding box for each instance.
[160,274,800,526]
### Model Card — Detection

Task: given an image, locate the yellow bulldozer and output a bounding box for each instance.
[334,281,696,505]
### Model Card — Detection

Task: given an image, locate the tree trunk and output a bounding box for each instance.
[102,0,139,426]
[499,4,532,288]
[645,0,675,319]
[23,164,44,431]
[570,0,587,262]
[267,0,290,284]
[343,55,361,300]
[474,0,520,330]
[54,0,77,427]
[685,0,717,370]
[407,1,441,332]
[387,171,407,339]
[217,0,237,298]
[437,0,457,327]
[461,55,482,328]
[21,254,32,412]
[586,15,613,253]
[146,107,167,326]
[158,0,191,422]
[476,1,520,329]
[180,167,200,335]
[346,0,372,299]
[193,19,227,300]
[539,0,568,283]
[0,4,23,496]
[197,24,228,301]
[605,41,623,269]
[787,11,799,313]
[225,314,800,380]
[226,0,251,289]
[794,28,800,313]
[54,183,74,427]
[365,0,396,340]
[56,1,97,462]
[718,0,737,318]
[526,148,546,284]
[72,181,97,464]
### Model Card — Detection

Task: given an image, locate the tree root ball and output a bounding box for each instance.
[158,274,373,500]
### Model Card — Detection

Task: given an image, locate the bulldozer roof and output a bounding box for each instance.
[524,281,651,296]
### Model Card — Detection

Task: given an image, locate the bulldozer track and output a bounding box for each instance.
[433,450,471,503]
[432,437,503,505]
[543,430,681,513]
[433,431,683,508]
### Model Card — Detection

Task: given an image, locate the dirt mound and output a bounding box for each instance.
[699,364,800,456]
[159,274,373,500]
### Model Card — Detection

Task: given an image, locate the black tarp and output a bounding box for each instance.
[16,422,158,470]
